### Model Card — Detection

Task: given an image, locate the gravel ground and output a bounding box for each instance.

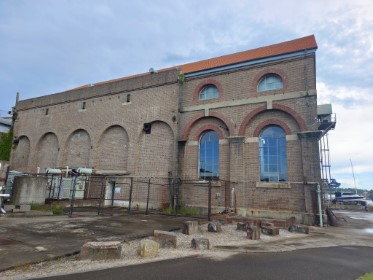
[0,223,299,280]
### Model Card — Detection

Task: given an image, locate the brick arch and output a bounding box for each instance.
[238,104,267,136]
[251,68,289,93]
[193,78,223,101]
[97,125,129,170]
[12,135,31,172]
[136,119,175,140]
[136,120,175,177]
[64,129,91,168]
[36,132,59,170]
[272,104,306,131]
[238,103,306,136]
[193,124,225,141]
[181,111,234,140]
[253,119,292,137]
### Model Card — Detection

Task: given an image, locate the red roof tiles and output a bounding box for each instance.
[179,35,317,73]
[70,35,317,90]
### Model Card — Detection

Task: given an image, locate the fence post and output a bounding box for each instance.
[48,175,53,199]
[175,179,181,214]
[111,181,115,206]
[68,175,78,218]
[57,174,63,200]
[128,177,133,216]
[168,173,174,209]
[97,177,105,216]
[146,178,150,215]
[208,180,212,221]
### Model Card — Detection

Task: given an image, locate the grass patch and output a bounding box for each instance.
[31,204,65,215]
[358,272,373,280]
[163,207,200,216]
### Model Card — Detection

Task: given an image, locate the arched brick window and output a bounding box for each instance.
[199,85,219,100]
[257,74,283,92]
[199,130,219,180]
[259,125,288,182]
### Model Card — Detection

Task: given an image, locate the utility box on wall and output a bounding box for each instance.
[11,176,48,205]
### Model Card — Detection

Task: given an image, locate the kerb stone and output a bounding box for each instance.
[80,241,121,261]
[153,230,177,248]
[237,222,247,231]
[138,239,159,258]
[288,224,310,234]
[261,226,280,236]
[261,222,274,228]
[191,237,210,250]
[208,222,222,233]
[183,221,199,235]
[247,226,260,240]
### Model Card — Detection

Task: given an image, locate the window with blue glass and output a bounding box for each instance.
[199,131,219,180]
[257,74,283,92]
[259,125,288,182]
[199,85,219,100]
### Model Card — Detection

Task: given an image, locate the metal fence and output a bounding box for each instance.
[44,173,237,220]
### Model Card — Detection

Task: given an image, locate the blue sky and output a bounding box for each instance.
[0,0,372,189]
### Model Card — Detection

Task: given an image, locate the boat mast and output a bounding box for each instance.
[350,159,357,195]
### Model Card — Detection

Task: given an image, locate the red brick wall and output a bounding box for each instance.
[11,53,321,217]
[178,54,320,214]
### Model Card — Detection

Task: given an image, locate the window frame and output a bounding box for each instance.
[257,74,284,92]
[259,125,288,182]
[198,130,219,180]
[199,84,219,101]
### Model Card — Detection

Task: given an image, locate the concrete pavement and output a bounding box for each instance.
[1,209,373,273]
[0,211,191,271]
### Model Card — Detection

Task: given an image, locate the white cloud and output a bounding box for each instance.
[317,82,373,188]
[0,0,372,189]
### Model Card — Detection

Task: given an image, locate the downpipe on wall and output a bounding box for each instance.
[295,181,324,227]
[316,184,323,227]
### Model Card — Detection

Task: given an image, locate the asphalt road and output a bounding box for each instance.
[35,246,373,280]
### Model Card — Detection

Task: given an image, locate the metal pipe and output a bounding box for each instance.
[316,184,323,227]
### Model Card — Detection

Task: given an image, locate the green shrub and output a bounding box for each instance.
[358,272,373,280]
[30,203,64,215]
[0,128,13,161]
[51,205,64,215]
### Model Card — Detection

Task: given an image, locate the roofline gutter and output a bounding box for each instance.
[184,48,317,78]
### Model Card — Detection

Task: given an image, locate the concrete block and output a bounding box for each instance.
[11,176,47,205]
[79,241,121,261]
[208,222,222,233]
[4,205,15,212]
[191,237,210,250]
[247,226,260,240]
[288,224,309,234]
[261,226,280,236]
[237,222,247,231]
[138,239,159,258]
[183,221,199,235]
[20,204,31,212]
[261,222,274,228]
[153,230,177,248]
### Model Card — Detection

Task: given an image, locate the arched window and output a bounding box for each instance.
[257,74,283,92]
[199,85,219,100]
[199,131,219,180]
[259,125,288,182]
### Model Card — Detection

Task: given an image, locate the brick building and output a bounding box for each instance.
[10,35,325,222]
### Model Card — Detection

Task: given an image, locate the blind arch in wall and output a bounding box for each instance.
[97,125,129,171]
[36,132,59,171]
[65,129,91,168]
[12,136,30,172]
